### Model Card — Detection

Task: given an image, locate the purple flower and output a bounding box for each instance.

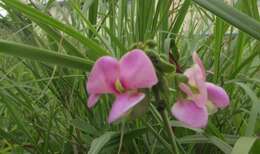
[171,52,229,128]
[86,49,158,123]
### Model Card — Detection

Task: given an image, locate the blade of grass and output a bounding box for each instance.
[236,82,260,136]
[88,0,98,37]
[88,132,118,154]
[36,22,84,57]
[2,0,109,59]
[170,0,192,40]
[230,43,260,78]
[193,0,260,40]
[231,137,257,154]
[0,40,93,70]
[213,17,225,82]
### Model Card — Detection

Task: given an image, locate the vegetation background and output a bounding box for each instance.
[0,0,259,153]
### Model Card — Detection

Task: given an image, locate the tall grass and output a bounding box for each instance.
[0,0,259,153]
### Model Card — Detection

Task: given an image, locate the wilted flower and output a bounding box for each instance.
[171,52,229,128]
[87,49,158,123]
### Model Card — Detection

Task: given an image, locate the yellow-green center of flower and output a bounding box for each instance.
[115,79,125,93]
[190,85,199,94]
[206,101,218,114]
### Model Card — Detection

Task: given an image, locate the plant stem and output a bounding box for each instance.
[144,121,172,152]
[153,74,179,154]
[152,76,179,154]
[160,109,179,154]
[117,120,125,154]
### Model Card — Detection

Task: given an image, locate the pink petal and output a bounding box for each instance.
[119,49,158,90]
[183,65,207,108]
[206,82,229,108]
[184,64,204,84]
[87,56,119,94]
[192,52,206,80]
[108,92,145,123]
[87,94,100,108]
[171,100,208,128]
[184,52,206,84]
[179,83,193,97]
[192,74,207,108]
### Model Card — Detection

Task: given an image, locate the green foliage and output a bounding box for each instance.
[0,0,259,153]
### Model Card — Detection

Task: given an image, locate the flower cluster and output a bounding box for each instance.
[86,50,229,128]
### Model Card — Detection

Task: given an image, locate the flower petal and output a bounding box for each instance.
[179,83,193,97]
[192,52,206,80]
[119,49,158,89]
[183,65,207,108]
[171,100,208,128]
[206,82,229,108]
[87,94,100,108]
[108,92,145,123]
[184,64,204,84]
[87,56,119,94]
[184,52,206,84]
[192,74,207,108]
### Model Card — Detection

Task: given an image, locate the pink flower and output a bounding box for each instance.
[87,49,158,123]
[171,52,229,128]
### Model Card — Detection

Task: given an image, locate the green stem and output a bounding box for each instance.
[152,76,179,154]
[160,110,179,154]
[117,120,125,154]
[144,121,172,152]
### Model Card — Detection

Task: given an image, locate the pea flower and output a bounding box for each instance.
[87,49,158,123]
[171,52,229,128]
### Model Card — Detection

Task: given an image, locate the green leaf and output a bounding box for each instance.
[0,40,93,70]
[193,0,260,40]
[213,17,225,81]
[230,43,260,78]
[209,136,233,154]
[70,119,99,136]
[2,0,109,60]
[170,0,192,40]
[236,82,260,136]
[170,120,204,133]
[36,22,84,57]
[179,135,233,154]
[0,91,34,143]
[88,132,118,154]
[0,128,21,144]
[231,137,257,154]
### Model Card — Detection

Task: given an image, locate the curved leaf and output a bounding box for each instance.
[2,0,110,60]
[0,40,93,70]
[231,137,257,154]
[88,132,118,154]
[193,0,260,40]
[236,82,260,136]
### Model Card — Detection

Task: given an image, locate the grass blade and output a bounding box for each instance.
[2,0,109,59]
[0,40,93,70]
[88,132,118,154]
[236,82,260,136]
[193,0,260,40]
[231,137,257,154]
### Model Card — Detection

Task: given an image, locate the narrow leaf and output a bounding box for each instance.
[236,82,260,136]
[88,132,118,154]
[231,137,257,154]
[193,0,260,40]
[0,40,93,70]
[2,0,109,59]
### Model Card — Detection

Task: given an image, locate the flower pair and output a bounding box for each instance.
[86,49,158,123]
[86,49,229,128]
[171,52,229,128]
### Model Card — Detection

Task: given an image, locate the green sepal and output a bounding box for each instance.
[146,50,176,73]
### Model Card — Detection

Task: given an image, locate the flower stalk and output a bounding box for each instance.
[152,75,179,154]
